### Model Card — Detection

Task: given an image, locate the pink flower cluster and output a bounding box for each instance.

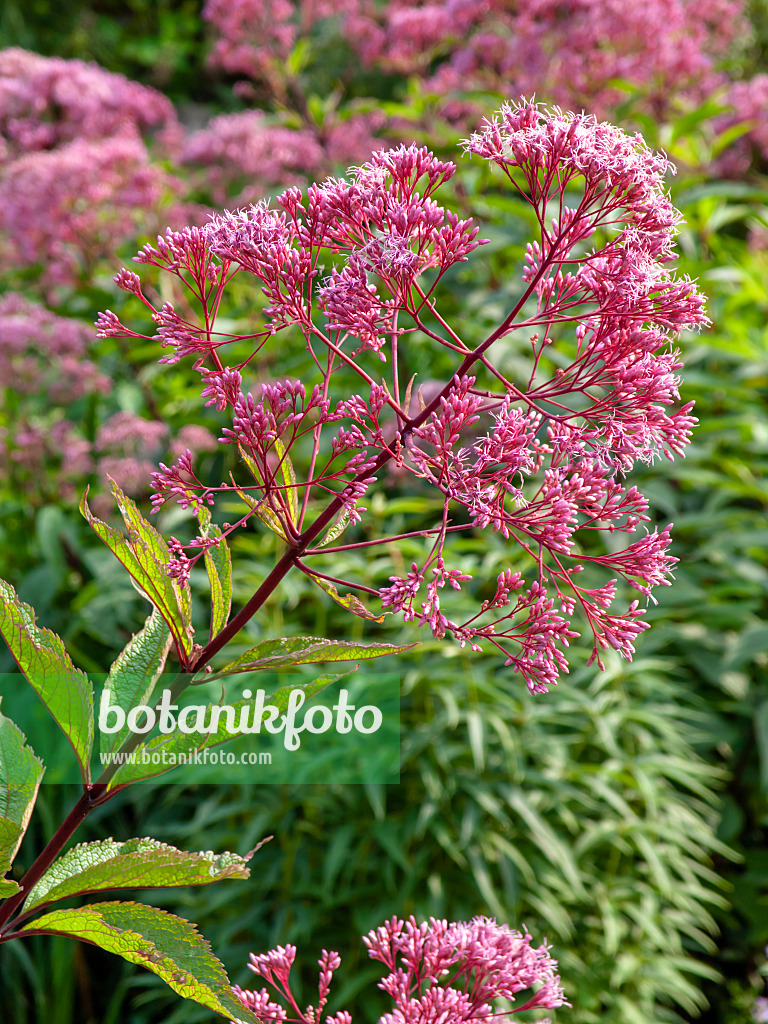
[101,100,706,692]
[204,0,748,122]
[181,108,387,206]
[181,110,326,205]
[0,134,176,289]
[234,916,567,1024]
[0,48,182,291]
[204,0,358,82]
[346,0,746,119]
[0,47,177,162]
[0,293,216,508]
[0,292,109,401]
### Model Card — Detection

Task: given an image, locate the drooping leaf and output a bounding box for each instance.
[80,482,194,658]
[203,636,416,680]
[198,508,232,641]
[0,583,91,783]
[23,837,251,912]
[236,484,287,540]
[0,706,44,863]
[105,672,348,789]
[22,902,258,1023]
[100,609,172,758]
[0,878,21,898]
[273,436,299,527]
[308,574,388,622]
[318,508,351,548]
[237,444,289,539]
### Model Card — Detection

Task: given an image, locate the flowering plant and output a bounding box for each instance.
[101,98,706,692]
[235,916,567,1023]
[0,99,703,1019]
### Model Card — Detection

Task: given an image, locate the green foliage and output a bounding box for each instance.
[0,711,43,865]
[0,0,212,103]
[106,671,348,790]
[0,580,93,784]
[198,508,232,643]
[100,610,172,758]
[22,838,251,912]
[81,482,194,662]
[204,636,418,679]
[22,902,258,1022]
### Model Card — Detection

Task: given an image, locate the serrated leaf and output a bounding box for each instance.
[22,902,258,1023]
[101,609,172,758]
[106,672,348,789]
[0,706,44,863]
[0,582,92,783]
[23,837,251,912]
[80,482,194,658]
[198,508,232,642]
[203,636,416,680]
[308,574,388,622]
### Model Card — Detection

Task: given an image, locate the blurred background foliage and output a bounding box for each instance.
[0,2,767,1024]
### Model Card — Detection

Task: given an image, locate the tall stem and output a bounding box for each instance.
[0,791,99,933]
[0,246,554,935]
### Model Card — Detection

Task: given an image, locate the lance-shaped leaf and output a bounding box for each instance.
[203,636,416,680]
[198,508,232,641]
[0,818,24,897]
[80,482,194,659]
[0,707,44,863]
[318,508,351,548]
[308,574,388,622]
[0,584,91,783]
[106,672,347,789]
[273,437,299,526]
[237,443,297,539]
[22,902,258,1023]
[101,609,172,758]
[23,837,252,912]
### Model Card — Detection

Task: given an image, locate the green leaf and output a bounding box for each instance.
[22,902,258,1023]
[0,581,92,784]
[0,817,24,896]
[0,706,44,864]
[273,437,299,527]
[101,609,172,758]
[80,482,194,658]
[203,636,416,680]
[237,438,298,535]
[106,672,347,789]
[318,508,351,548]
[236,484,287,540]
[198,508,232,642]
[23,837,251,912]
[308,574,388,622]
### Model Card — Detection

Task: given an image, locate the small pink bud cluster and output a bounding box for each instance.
[234,916,567,1024]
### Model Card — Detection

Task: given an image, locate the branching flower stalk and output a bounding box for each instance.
[99,99,707,690]
[0,99,705,945]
